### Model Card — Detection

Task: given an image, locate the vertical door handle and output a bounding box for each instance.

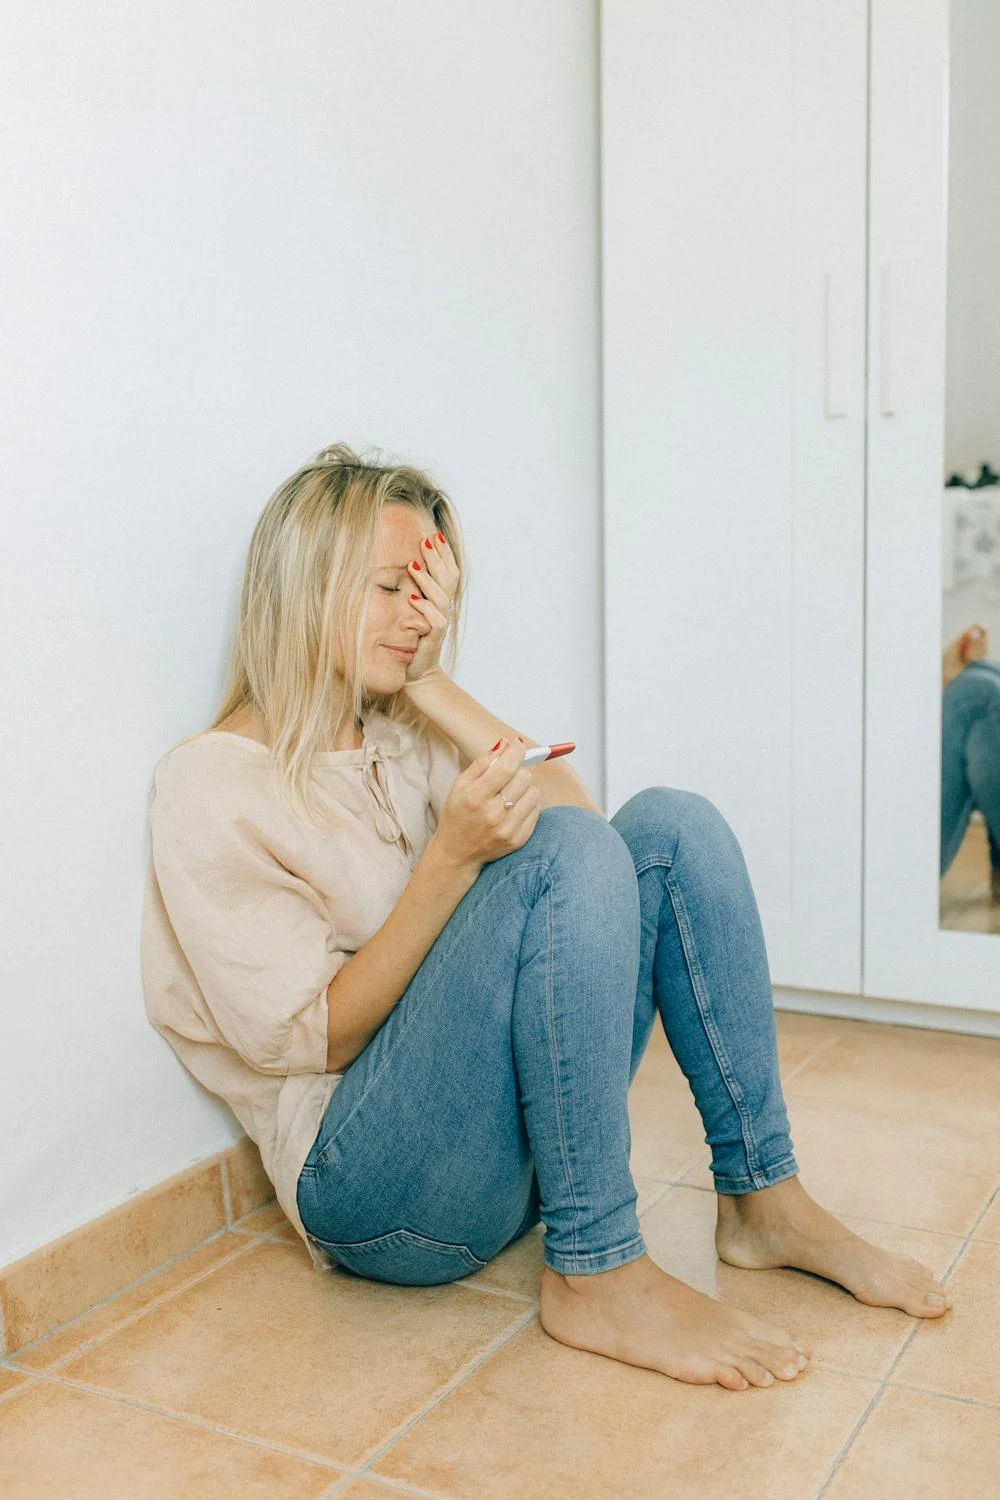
[879,263,895,417]
[823,273,848,420]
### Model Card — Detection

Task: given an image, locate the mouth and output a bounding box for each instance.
[385,645,416,661]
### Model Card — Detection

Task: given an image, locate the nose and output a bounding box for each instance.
[404,596,431,632]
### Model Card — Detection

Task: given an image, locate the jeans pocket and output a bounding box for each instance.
[305,1227,488,1286]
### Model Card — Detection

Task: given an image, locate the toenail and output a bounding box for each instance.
[928,1294,945,1307]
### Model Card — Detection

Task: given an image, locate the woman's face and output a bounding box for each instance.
[337,504,435,692]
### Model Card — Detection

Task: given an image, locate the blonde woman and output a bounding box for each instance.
[142,443,952,1396]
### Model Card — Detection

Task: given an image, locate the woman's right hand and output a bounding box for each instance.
[433,738,543,869]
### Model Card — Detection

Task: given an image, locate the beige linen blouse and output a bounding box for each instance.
[140,710,463,1274]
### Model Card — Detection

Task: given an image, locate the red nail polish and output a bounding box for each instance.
[412,559,421,570]
[490,738,503,752]
[423,538,433,549]
[436,532,445,544]
[410,593,420,601]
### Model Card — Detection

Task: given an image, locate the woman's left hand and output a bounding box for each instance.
[404,531,459,683]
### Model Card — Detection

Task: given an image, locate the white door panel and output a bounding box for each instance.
[602,0,868,991]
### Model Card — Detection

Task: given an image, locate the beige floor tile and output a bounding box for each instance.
[57,1237,532,1469]
[0,1159,227,1353]
[892,1239,1000,1403]
[771,1010,868,1075]
[627,1048,710,1184]
[784,1018,1000,1119]
[638,1186,962,1380]
[973,1189,1000,1244]
[454,1225,543,1301]
[684,1024,1000,1235]
[825,1386,1000,1499]
[630,1012,874,1195]
[0,1380,336,1499]
[12,1233,256,1372]
[371,1318,877,1500]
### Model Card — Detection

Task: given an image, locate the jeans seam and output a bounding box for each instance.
[712,1154,799,1193]
[645,854,769,1186]
[541,874,584,1266]
[543,1232,646,1270]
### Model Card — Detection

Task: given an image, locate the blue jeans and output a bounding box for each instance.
[941,661,1000,876]
[296,788,798,1285]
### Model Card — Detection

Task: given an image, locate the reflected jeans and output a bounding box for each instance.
[296,788,798,1286]
[941,661,1000,876]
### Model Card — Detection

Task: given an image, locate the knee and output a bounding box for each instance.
[947,666,1000,714]
[612,785,740,863]
[531,803,638,884]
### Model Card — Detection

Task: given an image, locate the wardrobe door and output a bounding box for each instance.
[864,0,1000,1013]
[602,1,868,991]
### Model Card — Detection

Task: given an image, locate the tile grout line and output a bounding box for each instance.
[6,1235,264,1371]
[325,1307,540,1488]
[887,1379,1000,1412]
[5,1201,292,1366]
[219,1155,233,1226]
[317,1469,449,1500]
[7,1185,995,1492]
[7,1364,355,1476]
[5,1222,237,1359]
[814,1175,995,1495]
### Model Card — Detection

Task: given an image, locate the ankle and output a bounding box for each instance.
[717,1174,806,1225]
[545,1253,655,1293]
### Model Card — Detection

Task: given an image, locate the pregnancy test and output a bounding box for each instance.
[521,742,575,766]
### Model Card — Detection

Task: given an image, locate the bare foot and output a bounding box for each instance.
[538,1254,810,1392]
[715,1176,953,1319]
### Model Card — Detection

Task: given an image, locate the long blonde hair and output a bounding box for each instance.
[205,442,468,828]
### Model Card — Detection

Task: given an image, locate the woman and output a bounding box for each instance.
[142,442,952,1398]
[941,625,1000,895]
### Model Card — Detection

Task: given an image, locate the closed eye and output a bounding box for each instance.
[378,585,401,594]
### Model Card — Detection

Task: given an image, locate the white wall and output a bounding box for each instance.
[0,1,601,1268]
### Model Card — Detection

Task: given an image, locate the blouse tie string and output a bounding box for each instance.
[361,747,404,845]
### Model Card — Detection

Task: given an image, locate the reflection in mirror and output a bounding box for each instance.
[939,0,1000,932]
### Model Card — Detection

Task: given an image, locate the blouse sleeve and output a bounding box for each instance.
[149,763,345,1076]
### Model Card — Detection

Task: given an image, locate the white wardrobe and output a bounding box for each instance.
[602,0,1000,1028]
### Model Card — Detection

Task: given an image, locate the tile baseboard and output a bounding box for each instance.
[0,1138,275,1357]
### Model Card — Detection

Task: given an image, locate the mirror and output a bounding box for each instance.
[939,0,1000,932]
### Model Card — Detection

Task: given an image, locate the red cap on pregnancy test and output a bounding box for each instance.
[521,742,575,766]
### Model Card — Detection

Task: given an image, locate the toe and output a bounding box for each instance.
[916,1288,952,1318]
[734,1358,774,1389]
[716,1366,750,1391]
[754,1341,807,1380]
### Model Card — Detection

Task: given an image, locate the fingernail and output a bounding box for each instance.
[423,538,433,549]
[411,559,421,570]
[490,738,503,752]
[410,593,420,601]
[436,531,445,543]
